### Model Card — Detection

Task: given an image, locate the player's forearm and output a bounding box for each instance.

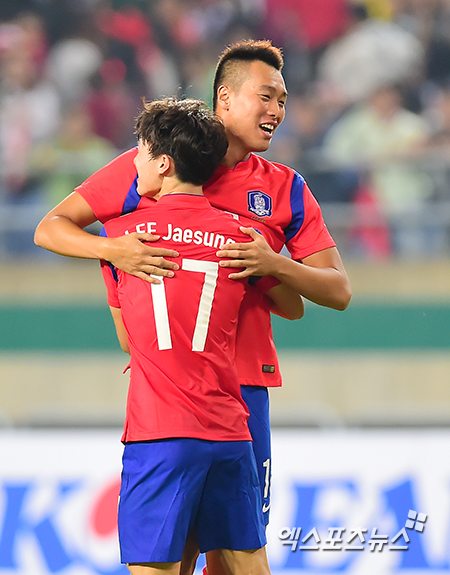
[271,254,352,311]
[110,306,130,354]
[34,214,112,260]
[267,283,304,320]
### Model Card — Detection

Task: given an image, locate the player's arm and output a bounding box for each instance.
[100,257,130,354]
[34,192,179,284]
[266,282,304,320]
[254,276,304,320]
[217,227,351,311]
[109,306,130,354]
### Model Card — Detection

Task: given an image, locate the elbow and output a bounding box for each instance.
[34,219,49,249]
[284,298,305,321]
[335,285,352,311]
[34,224,44,248]
[289,307,305,321]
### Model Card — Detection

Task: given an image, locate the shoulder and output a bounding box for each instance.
[252,154,304,187]
[103,206,143,236]
[104,147,138,170]
[209,204,242,226]
[252,153,295,176]
[204,204,248,238]
[78,147,137,186]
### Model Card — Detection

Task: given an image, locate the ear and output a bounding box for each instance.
[216,85,231,112]
[158,154,172,176]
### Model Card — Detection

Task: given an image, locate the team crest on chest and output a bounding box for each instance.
[247,190,272,218]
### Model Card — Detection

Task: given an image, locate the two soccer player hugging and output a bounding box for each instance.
[35,40,351,575]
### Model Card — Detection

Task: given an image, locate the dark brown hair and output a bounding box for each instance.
[135,97,228,186]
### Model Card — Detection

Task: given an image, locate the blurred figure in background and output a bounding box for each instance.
[0,13,59,200]
[322,83,432,256]
[30,103,118,209]
[423,84,450,157]
[391,0,450,90]
[45,36,103,108]
[317,3,424,110]
[0,12,61,255]
[263,0,350,89]
[84,58,139,151]
[2,0,450,259]
[262,90,359,205]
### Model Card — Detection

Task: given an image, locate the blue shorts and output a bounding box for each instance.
[241,386,271,525]
[118,439,266,564]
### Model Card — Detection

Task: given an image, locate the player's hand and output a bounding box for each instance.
[216,227,279,280]
[106,232,179,284]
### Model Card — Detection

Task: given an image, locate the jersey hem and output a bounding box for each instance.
[292,239,337,261]
[122,431,252,443]
[238,378,282,388]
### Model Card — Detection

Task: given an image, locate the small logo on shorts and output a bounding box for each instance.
[248,191,272,218]
[262,365,275,373]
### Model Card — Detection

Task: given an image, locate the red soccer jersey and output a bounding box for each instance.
[204,154,336,386]
[101,194,252,443]
[77,148,336,388]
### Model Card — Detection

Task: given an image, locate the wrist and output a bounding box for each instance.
[97,235,116,261]
[271,252,301,282]
[267,252,287,279]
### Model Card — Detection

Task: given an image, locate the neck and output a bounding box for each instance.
[221,148,251,168]
[219,125,251,168]
[156,178,204,199]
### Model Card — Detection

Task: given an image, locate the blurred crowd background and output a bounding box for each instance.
[1,0,450,432]
[2,0,450,260]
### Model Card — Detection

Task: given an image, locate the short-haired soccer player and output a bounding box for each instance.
[35,40,351,570]
[100,96,304,575]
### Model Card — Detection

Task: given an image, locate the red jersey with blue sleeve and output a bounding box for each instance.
[78,148,336,388]
[101,194,253,444]
[75,148,154,222]
[203,154,336,387]
[203,154,335,259]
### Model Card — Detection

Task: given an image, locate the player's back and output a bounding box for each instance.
[102,194,251,443]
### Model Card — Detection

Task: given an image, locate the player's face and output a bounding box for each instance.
[219,60,287,157]
[134,140,163,196]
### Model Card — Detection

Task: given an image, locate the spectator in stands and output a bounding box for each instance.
[0,12,61,255]
[2,0,450,260]
[30,103,118,209]
[317,3,424,108]
[322,83,433,254]
[0,12,60,202]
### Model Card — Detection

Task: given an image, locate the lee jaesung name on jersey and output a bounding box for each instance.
[124,221,237,248]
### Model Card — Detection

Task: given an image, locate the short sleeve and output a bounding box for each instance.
[285,179,336,261]
[75,148,139,223]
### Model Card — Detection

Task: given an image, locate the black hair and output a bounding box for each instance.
[212,39,284,111]
[135,97,228,186]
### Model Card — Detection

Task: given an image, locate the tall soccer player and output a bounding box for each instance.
[35,39,351,551]
[101,96,303,575]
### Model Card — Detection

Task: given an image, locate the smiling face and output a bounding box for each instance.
[216,60,287,165]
